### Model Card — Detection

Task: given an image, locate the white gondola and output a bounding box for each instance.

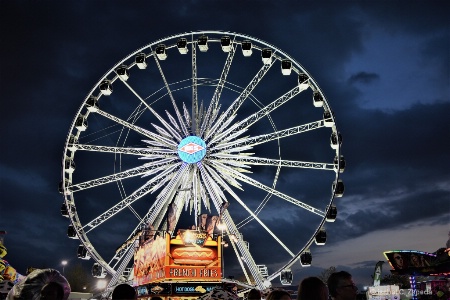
[330,131,342,149]
[280,269,293,285]
[92,263,107,278]
[281,59,292,75]
[60,201,69,216]
[155,44,167,60]
[198,35,208,52]
[315,229,327,245]
[64,158,75,173]
[67,134,78,152]
[115,65,129,81]
[59,176,72,195]
[323,110,334,127]
[221,36,231,52]
[334,155,346,173]
[86,96,99,112]
[241,40,252,57]
[298,73,309,85]
[300,251,312,266]
[135,52,147,69]
[313,91,323,107]
[77,245,91,260]
[99,80,113,96]
[261,48,272,64]
[67,224,78,239]
[75,115,88,131]
[332,179,345,197]
[177,38,188,54]
[326,205,338,222]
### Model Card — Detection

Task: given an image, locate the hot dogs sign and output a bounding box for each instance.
[133,229,222,286]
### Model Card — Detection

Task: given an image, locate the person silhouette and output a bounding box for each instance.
[298,276,328,300]
[111,283,137,300]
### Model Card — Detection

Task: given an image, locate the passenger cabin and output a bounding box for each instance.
[60,202,69,216]
[280,269,293,285]
[67,134,78,152]
[220,36,231,52]
[64,159,75,173]
[334,155,346,173]
[86,96,99,113]
[198,35,208,52]
[323,110,334,127]
[261,48,272,64]
[177,38,188,54]
[300,251,312,266]
[77,245,91,260]
[115,65,129,81]
[330,132,342,150]
[315,230,327,245]
[298,73,309,85]
[241,40,252,57]
[99,80,113,96]
[156,44,167,60]
[135,53,147,69]
[313,91,323,107]
[332,179,345,197]
[326,205,338,222]
[75,115,88,131]
[281,59,292,75]
[92,263,106,278]
[67,224,77,239]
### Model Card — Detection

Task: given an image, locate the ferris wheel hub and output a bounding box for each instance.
[178,136,207,163]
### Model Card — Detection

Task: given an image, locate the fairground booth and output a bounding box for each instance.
[133,227,229,300]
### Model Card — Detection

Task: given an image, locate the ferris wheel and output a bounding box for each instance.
[59,31,345,291]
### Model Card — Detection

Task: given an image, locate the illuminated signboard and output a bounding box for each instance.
[134,235,167,286]
[134,231,222,286]
[178,136,206,164]
[135,283,220,297]
[384,250,435,271]
[137,283,172,296]
[172,283,221,295]
[383,250,450,275]
[179,230,208,246]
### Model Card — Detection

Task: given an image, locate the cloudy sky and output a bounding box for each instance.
[0,0,449,290]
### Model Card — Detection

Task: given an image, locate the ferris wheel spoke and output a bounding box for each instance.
[119,71,184,142]
[200,38,237,136]
[210,84,307,145]
[87,162,183,234]
[70,158,179,192]
[221,210,265,287]
[151,46,190,136]
[211,182,296,274]
[211,155,336,171]
[211,161,324,216]
[204,58,276,141]
[154,163,189,205]
[213,119,325,152]
[197,163,226,212]
[95,109,178,149]
[201,164,296,258]
[83,175,169,233]
[72,143,177,157]
[191,36,199,135]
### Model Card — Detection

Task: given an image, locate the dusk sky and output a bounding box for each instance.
[0,0,449,290]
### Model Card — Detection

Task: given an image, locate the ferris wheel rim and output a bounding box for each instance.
[60,30,343,290]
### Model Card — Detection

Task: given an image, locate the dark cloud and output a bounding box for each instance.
[348,72,380,85]
[1,0,448,290]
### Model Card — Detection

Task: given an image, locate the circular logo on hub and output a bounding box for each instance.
[178,136,206,164]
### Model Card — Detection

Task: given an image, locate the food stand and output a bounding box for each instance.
[133,229,225,300]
